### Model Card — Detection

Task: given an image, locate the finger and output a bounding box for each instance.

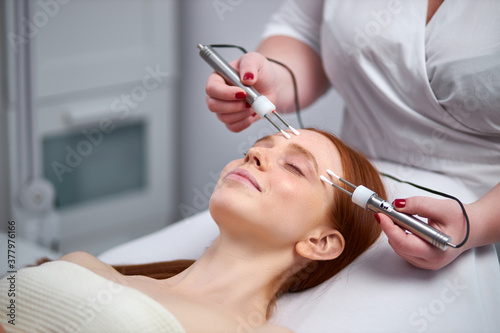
[377,213,436,257]
[216,109,256,125]
[393,197,459,224]
[206,72,246,101]
[238,52,267,85]
[206,94,250,114]
[377,213,413,253]
[224,114,259,133]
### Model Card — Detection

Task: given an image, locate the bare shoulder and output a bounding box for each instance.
[58,251,115,273]
[59,250,98,264]
[254,325,295,333]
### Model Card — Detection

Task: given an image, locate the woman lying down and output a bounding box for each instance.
[0,129,385,333]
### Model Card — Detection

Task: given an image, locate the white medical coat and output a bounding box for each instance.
[263,0,500,198]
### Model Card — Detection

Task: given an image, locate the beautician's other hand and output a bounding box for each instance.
[376,197,468,270]
[205,52,279,132]
[377,184,500,270]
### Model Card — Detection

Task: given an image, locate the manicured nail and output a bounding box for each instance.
[243,72,254,81]
[374,214,380,224]
[394,199,406,208]
[251,112,257,117]
[235,92,246,99]
[246,102,252,109]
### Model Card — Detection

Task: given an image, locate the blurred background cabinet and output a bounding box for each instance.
[2,0,180,254]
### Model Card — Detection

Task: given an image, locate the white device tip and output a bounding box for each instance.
[281,130,291,139]
[326,169,341,180]
[289,126,300,136]
[320,175,333,185]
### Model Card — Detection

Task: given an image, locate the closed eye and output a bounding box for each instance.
[285,162,304,177]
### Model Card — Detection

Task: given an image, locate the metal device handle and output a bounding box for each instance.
[198,44,260,103]
[367,195,451,251]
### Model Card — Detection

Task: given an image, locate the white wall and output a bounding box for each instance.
[176,0,345,219]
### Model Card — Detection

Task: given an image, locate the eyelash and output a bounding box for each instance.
[285,162,304,177]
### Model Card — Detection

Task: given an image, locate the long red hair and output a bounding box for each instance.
[113,128,385,317]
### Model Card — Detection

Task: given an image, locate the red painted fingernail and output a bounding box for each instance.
[235,92,246,99]
[251,112,257,117]
[394,199,406,208]
[243,72,254,80]
[374,214,380,224]
[246,102,252,109]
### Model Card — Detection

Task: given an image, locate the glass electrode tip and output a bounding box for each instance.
[326,169,341,180]
[280,130,291,139]
[320,174,353,196]
[272,110,300,136]
[289,126,300,136]
[327,169,357,189]
[320,175,332,185]
[264,114,290,139]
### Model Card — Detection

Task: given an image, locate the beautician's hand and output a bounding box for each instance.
[205,36,331,132]
[377,183,500,270]
[376,197,468,270]
[205,52,280,132]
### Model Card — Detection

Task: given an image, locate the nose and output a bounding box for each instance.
[245,147,266,170]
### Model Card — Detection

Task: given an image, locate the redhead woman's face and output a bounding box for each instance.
[209,130,343,250]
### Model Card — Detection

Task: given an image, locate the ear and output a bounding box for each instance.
[295,228,345,261]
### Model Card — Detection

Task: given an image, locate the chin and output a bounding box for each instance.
[208,190,256,229]
[209,189,239,219]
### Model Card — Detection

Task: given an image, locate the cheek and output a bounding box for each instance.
[264,180,329,235]
[212,160,242,193]
[271,178,326,212]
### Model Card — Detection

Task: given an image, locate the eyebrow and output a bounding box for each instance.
[254,135,319,174]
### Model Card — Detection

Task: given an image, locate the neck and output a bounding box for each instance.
[163,233,298,320]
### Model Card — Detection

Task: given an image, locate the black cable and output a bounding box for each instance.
[380,172,470,248]
[209,44,303,129]
[209,43,248,55]
[266,58,303,129]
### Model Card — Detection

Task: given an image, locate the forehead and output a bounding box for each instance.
[257,130,342,172]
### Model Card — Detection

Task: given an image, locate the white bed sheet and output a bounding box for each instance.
[99,160,500,333]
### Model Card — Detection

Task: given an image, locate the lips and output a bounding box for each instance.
[225,168,262,192]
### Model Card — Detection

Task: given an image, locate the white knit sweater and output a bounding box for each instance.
[0,261,185,333]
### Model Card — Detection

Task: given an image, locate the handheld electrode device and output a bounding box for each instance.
[198,44,299,139]
[320,169,456,251]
